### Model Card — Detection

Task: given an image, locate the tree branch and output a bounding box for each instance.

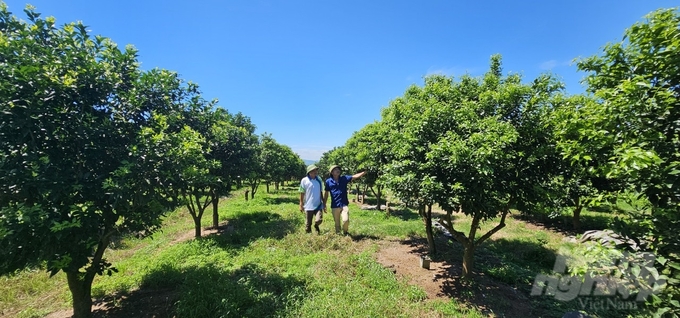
[441,209,469,245]
[475,210,509,246]
[468,214,480,244]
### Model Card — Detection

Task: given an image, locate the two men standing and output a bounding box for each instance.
[299,164,366,235]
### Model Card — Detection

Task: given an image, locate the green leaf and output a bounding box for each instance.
[668,262,680,271]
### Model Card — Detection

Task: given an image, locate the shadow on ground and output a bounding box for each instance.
[207,210,297,250]
[395,235,569,318]
[386,208,422,222]
[94,262,308,318]
[512,212,614,236]
[348,233,381,242]
[262,196,299,206]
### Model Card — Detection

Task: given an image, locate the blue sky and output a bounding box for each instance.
[4,1,678,160]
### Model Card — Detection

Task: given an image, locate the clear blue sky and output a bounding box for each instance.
[4,1,678,160]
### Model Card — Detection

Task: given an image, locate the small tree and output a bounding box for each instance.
[552,95,624,230]
[207,111,257,227]
[348,121,391,209]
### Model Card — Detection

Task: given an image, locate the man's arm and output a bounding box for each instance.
[299,192,305,212]
[323,190,329,211]
[351,171,367,180]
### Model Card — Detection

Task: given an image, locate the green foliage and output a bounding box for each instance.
[571,8,680,316]
[347,121,391,206]
[318,145,359,180]
[378,54,565,277]
[0,4,198,316]
[0,3,164,275]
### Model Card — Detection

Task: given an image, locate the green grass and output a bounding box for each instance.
[0,186,651,318]
[0,187,468,317]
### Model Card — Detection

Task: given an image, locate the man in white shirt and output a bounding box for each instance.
[299,164,325,233]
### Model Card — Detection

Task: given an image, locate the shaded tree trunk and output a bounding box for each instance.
[186,191,212,238]
[462,244,476,278]
[249,181,258,199]
[65,235,110,318]
[419,204,436,254]
[370,185,383,210]
[244,190,249,201]
[275,182,279,190]
[441,208,509,279]
[66,271,94,318]
[426,204,435,254]
[211,189,219,228]
[188,204,202,238]
[266,182,270,193]
[573,197,583,231]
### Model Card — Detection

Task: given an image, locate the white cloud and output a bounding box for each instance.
[290,146,332,161]
[539,59,572,70]
[539,60,558,70]
[425,66,475,77]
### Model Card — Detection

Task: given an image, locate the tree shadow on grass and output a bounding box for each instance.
[396,234,570,317]
[513,212,615,236]
[348,233,381,242]
[93,262,308,318]
[386,208,421,222]
[208,210,298,250]
[262,196,299,206]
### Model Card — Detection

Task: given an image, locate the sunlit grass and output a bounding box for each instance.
[1,185,647,318]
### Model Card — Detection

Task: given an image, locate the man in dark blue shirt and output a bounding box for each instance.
[323,165,366,235]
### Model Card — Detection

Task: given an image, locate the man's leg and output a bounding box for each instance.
[314,209,323,233]
[332,207,342,233]
[341,206,350,234]
[305,210,314,233]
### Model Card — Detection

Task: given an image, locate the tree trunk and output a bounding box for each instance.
[186,193,209,238]
[212,191,219,228]
[376,186,382,209]
[193,215,202,238]
[250,183,257,199]
[66,271,94,318]
[425,205,436,254]
[573,201,583,231]
[355,184,360,202]
[370,186,383,210]
[244,190,249,201]
[275,182,279,190]
[64,233,110,318]
[462,244,476,278]
[266,182,270,193]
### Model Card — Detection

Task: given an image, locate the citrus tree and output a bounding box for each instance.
[381,55,564,277]
[0,5,176,317]
[570,8,680,315]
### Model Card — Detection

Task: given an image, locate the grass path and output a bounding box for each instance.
[1,185,631,318]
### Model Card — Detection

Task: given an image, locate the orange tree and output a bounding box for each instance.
[346,121,391,209]
[0,5,182,317]
[567,8,680,315]
[381,55,564,277]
